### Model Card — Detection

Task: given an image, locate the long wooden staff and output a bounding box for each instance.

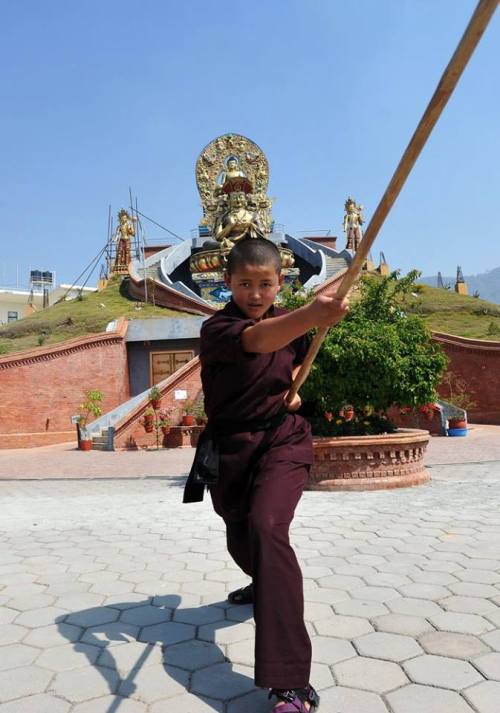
[288,0,498,403]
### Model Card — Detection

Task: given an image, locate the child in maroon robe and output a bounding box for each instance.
[184,237,349,712]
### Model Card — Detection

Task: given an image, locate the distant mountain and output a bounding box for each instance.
[419,267,500,305]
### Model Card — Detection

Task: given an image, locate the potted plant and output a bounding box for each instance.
[182,400,195,427]
[149,385,162,410]
[77,390,104,451]
[158,408,173,435]
[192,397,207,426]
[141,407,155,433]
[440,372,476,433]
[281,271,449,489]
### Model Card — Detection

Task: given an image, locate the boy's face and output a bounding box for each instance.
[224,263,283,320]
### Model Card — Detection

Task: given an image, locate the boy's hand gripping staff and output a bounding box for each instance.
[287,0,499,405]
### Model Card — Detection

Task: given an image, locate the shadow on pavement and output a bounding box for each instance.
[56,594,257,712]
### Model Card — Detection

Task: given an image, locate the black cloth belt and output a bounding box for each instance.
[210,410,288,436]
[182,411,288,503]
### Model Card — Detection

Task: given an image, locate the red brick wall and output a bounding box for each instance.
[0,323,130,448]
[433,333,500,424]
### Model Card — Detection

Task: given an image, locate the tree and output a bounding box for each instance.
[282,270,448,435]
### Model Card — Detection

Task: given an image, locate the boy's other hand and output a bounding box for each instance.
[285,392,302,412]
[307,294,350,328]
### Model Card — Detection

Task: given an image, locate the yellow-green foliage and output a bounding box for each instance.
[0,277,193,356]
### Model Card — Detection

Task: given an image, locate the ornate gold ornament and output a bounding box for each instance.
[195,133,273,243]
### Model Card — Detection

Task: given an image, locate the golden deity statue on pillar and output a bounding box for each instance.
[343,197,364,251]
[112,209,137,274]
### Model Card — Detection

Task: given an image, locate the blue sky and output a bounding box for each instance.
[1,0,498,287]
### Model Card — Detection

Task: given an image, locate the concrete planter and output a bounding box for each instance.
[309,428,430,491]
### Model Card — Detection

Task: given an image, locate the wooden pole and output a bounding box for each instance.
[287,0,498,402]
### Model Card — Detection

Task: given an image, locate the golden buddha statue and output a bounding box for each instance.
[214,191,264,247]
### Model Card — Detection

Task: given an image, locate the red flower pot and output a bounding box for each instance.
[80,439,92,451]
[182,415,195,427]
[151,399,161,410]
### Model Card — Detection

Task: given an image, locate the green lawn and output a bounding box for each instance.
[0,277,194,356]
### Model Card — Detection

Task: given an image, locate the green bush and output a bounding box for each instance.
[282,271,448,435]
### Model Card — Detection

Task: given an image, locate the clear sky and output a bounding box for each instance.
[1,0,498,287]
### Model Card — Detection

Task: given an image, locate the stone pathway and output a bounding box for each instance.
[1,456,500,712]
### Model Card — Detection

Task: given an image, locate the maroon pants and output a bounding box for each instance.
[212,457,311,689]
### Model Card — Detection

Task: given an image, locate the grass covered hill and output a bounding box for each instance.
[404,283,500,340]
[0,278,195,356]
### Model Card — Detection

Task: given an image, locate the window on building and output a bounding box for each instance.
[7,311,18,322]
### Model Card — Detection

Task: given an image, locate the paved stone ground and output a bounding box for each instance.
[0,430,500,712]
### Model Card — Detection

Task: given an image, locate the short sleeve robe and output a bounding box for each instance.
[183,299,313,518]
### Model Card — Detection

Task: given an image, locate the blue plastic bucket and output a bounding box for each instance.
[448,427,468,437]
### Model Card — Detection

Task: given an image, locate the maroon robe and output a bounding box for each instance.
[184,299,313,688]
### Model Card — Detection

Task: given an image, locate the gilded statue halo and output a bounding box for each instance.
[195,133,270,211]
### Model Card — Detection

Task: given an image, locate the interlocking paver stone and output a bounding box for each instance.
[429,611,494,635]
[351,585,401,602]
[98,640,163,674]
[481,629,500,651]
[314,685,389,712]
[333,655,408,693]
[0,643,39,670]
[198,621,254,645]
[118,663,189,702]
[173,605,226,626]
[153,693,223,712]
[0,623,28,645]
[473,652,500,680]
[333,599,389,618]
[164,639,225,671]
[403,653,483,689]
[0,693,71,712]
[310,635,356,664]
[121,604,169,626]
[420,630,490,658]
[463,680,500,713]
[36,642,100,671]
[72,697,147,712]
[0,664,53,701]
[440,595,498,614]
[314,614,374,638]
[354,630,423,661]
[191,662,255,699]
[65,606,120,628]
[386,682,475,713]
[7,594,55,611]
[386,597,444,617]
[372,613,434,636]
[49,663,119,702]
[80,621,140,647]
